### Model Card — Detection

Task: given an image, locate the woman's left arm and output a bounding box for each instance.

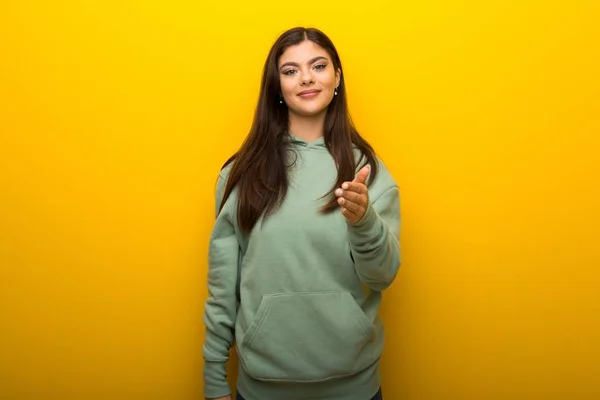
[337,166,401,291]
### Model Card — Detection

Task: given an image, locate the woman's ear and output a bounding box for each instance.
[336,68,341,88]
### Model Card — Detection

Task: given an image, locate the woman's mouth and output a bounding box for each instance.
[297,89,321,98]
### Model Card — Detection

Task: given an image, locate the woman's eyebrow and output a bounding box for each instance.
[279,56,328,70]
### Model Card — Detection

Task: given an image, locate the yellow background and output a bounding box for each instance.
[1,0,599,399]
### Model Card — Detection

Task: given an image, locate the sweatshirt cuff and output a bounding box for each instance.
[347,198,380,242]
[204,361,231,399]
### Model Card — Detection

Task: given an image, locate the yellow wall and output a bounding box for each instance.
[1,0,598,399]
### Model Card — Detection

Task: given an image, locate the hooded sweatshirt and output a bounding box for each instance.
[202,133,401,400]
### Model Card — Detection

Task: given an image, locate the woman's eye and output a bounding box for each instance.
[283,69,297,75]
[314,64,327,71]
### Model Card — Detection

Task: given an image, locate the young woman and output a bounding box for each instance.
[203,27,401,400]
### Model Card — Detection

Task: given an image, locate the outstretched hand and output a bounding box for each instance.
[335,165,370,224]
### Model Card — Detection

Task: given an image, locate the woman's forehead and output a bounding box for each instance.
[279,41,330,65]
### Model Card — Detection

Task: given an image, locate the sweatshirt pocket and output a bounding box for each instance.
[238,291,378,382]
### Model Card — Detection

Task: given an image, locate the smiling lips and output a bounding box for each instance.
[297,89,321,98]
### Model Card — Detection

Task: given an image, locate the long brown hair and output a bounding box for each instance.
[219,27,379,234]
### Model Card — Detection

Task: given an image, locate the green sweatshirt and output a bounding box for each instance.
[203,134,401,400]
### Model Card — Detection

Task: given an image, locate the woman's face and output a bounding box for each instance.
[278,40,340,118]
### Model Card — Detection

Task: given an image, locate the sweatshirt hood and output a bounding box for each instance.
[288,132,327,149]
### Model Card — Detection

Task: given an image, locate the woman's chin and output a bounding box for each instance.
[289,104,328,118]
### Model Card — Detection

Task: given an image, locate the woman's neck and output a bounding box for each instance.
[288,111,326,143]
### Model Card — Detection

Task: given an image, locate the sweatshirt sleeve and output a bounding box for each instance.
[347,184,401,291]
[202,174,239,398]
